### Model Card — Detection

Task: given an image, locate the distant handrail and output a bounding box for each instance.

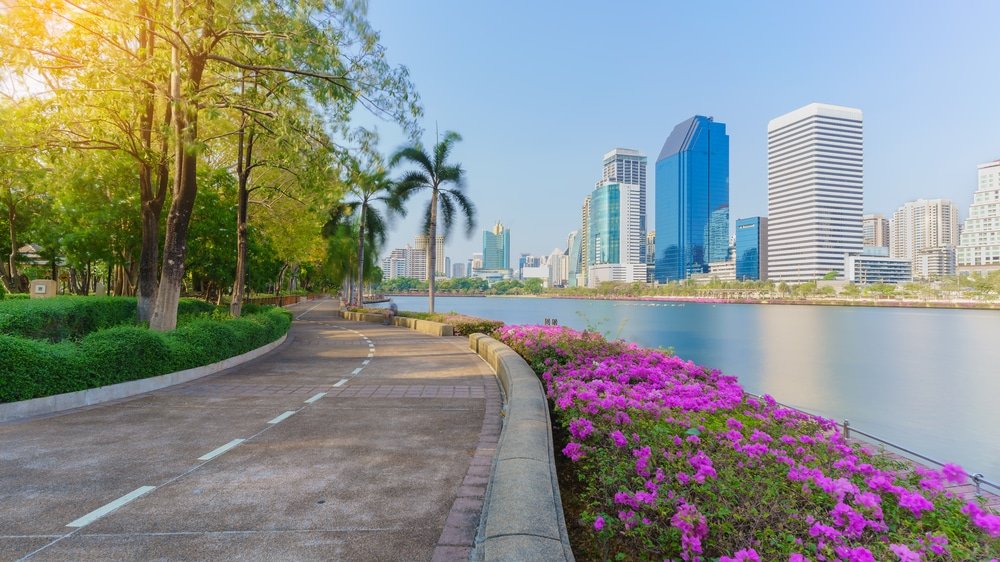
[744,392,999,496]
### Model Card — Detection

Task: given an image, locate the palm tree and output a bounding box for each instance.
[322,165,403,307]
[390,131,475,313]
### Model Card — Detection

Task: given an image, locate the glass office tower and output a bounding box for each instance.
[589,182,620,265]
[735,216,768,280]
[482,221,510,270]
[654,116,730,282]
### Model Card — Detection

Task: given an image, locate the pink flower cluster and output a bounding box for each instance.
[494,325,1000,560]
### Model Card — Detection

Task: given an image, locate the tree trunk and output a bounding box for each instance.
[356,202,366,307]
[427,188,438,313]
[135,0,170,322]
[230,112,252,317]
[6,200,20,293]
[149,29,206,331]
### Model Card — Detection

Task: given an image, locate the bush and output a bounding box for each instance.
[395,309,504,336]
[0,297,138,342]
[0,307,293,403]
[77,327,172,386]
[0,335,78,402]
[495,325,1000,561]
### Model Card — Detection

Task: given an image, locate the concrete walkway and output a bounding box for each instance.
[0,299,501,561]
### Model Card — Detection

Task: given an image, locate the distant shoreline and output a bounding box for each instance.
[382,292,1000,311]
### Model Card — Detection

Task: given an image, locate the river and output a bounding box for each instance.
[384,295,1000,480]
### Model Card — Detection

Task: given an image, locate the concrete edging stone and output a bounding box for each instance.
[338,310,454,337]
[468,333,574,561]
[0,334,288,423]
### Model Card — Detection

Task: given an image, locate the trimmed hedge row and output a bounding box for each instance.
[0,307,292,403]
[0,296,218,342]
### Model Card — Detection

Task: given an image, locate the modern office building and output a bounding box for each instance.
[451,262,466,278]
[958,159,1000,274]
[863,214,890,248]
[414,234,446,277]
[735,217,768,281]
[589,182,621,266]
[601,148,647,263]
[580,196,590,286]
[654,115,730,282]
[845,247,912,284]
[482,221,510,270]
[566,230,582,287]
[646,230,656,282]
[767,103,863,282]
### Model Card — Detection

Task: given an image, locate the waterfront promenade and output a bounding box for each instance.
[0,299,500,561]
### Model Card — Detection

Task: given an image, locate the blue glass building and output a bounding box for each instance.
[482,222,510,270]
[654,116,729,282]
[735,216,768,280]
[589,183,620,265]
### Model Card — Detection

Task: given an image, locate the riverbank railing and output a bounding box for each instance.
[745,392,999,497]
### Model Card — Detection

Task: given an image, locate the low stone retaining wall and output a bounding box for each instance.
[468,333,574,561]
[338,310,454,337]
[0,334,288,422]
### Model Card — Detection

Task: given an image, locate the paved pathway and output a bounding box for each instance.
[0,299,501,561]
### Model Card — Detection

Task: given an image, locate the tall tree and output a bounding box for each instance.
[391,131,476,313]
[323,164,402,307]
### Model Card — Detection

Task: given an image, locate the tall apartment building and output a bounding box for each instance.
[767,103,863,282]
[654,115,730,282]
[958,159,1000,274]
[482,221,511,270]
[414,234,446,277]
[862,214,890,248]
[889,199,959,278]
[601,148,648,263]
[380,245,428,281]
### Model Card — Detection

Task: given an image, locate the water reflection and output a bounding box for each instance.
[387,296,1000,478]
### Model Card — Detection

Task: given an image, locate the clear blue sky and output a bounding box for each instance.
[364,0,1000,267]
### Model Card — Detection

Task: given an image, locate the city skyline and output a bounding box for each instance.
[366,2,1000,265]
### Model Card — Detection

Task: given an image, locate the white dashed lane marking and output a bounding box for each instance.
[304,392,327,404]
[267,411,296,425]
[197,439,245,461]
[67,486,157,528]
[333,379,348,387]
[351,367,362,375]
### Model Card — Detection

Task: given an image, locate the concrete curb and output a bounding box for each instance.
[468,333,574,562]
[339,310,454,337]
[0,334,288,423]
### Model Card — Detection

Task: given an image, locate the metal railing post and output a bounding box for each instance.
[843,419,850,439]
[973,473,984,496]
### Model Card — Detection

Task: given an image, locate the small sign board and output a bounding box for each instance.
[29,279,57,298]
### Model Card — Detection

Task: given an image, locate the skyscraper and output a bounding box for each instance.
[414,234,446,277]
[767,103,863,282]
[958,159,1000,274]
[580,196,590,286]
[601,148,648,263]
[654,115,730,282]
[862,214,890,248]
[481,221,510,270]
[566,230,581,287]
[589,182,620,265]
[889,199,959,278]
[735,217,768,281]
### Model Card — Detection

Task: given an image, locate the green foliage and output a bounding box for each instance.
[0,297,138,342]
[822,271,839,280]
[0,307,292,403]
[394,309,503,336]
[0,296,221,342]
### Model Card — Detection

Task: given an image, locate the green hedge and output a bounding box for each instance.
[0,296,221,342]
[0,307,292,403]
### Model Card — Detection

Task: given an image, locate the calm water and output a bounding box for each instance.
[387,295,1000,479]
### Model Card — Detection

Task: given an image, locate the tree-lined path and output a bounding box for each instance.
[0,299,500,561]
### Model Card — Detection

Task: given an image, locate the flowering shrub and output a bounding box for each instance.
[494,325,1000,561]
